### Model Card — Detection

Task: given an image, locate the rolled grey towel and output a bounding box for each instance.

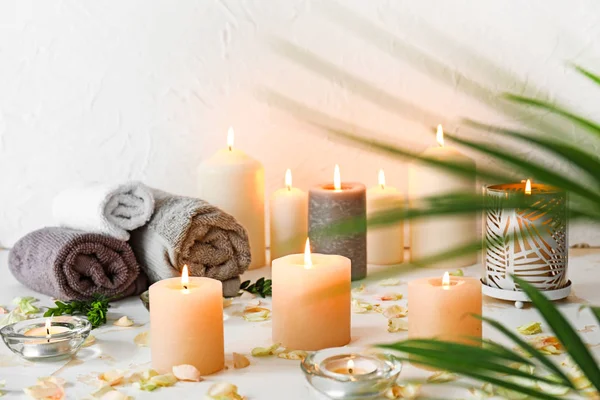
[130,190,251,297]
[52,181,155,241]
[9,227,148,301]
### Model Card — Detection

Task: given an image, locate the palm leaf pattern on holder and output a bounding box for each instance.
[484,185,568,291]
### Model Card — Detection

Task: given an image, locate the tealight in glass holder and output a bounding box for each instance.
[301,347,402,399]
[0,316,91,361]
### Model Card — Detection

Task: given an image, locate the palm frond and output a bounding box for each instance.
[514,277,600,392]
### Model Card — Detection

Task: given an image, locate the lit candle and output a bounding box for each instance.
[366,169,404,265]
[308,165,367,280]
[408,273,482,344]
[150,265,224,374]
[408,125,477,269]
[197,127,266,269]
[525,178,532,195]
[272,239,351,350]
[24,318,69,339]
[269,169,308,263]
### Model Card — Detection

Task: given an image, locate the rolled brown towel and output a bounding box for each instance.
[130,190,251,297]
[9,227,148,301]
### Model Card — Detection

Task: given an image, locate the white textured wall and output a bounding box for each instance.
[1,0,600,248]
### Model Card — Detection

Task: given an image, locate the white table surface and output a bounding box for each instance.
[0,249,598,399]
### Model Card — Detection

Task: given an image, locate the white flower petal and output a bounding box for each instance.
[172,365,202,382]
[388,318,408,333]
[134,331,150,347]
[99,370,126,386]
[378,293,403,301]
[113,316,134,327]
[277,350,308,361]
[379,278,401,287]
[385,383,421,399]
[516,322,542,335]
[427,371,458,383]
[382,305,408,319]
[206,382,244,400]
[251,343,280,357]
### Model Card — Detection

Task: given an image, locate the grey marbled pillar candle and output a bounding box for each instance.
[308,180,367,281]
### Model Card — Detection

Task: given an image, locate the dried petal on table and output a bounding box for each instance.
[378,293,403,301]
[113,316,134,327]
[0,307,7,314]
[223,298,233,308]
[516,322,542,335]
[233,353,250,369]
[383,305,408,319]
[427,371,458,383]
[23,377,65,400]
[173,364,203,382]
[133,331,149,347]
[99,370,126,386]
[82,335,96,348]
[251,343,280,357]
[530,336,564,355]
[385,383,421,399]
[352,299,381,313]
[379,278,401,287]
[277,350,308,361]
[388,318,408,333]
[134,373,177,392]
[352,284,367,294]
[536,376,570,396]
[206,382,245,400]
[243,307,271,322]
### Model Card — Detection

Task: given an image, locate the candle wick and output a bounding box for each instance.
[228,145,232,152]
[349,368,353,374]
[380,184,384,190]
[183,285,188,290]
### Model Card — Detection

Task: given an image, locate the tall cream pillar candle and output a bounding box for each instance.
[408,125,476,269]
[408,272,482,345]
[272,239,351,351]
[197,127,266,269]
[367,169,404,265]
[269,169,308,263]
[150,266,224,374]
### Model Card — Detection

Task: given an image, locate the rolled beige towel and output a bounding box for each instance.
[130,190,251,297]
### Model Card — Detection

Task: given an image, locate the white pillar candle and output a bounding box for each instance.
[367,169,404,265]
[408,125,477,269]
[269,169,308,263]
[197,127,266,269]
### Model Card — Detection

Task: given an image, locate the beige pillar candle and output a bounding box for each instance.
[408,272,482,344]
[269,169,308,263]
[150,266,224,374]
[367,169,404,265]
[197,127,266,269]
[272,239,351,351]
[408,125,477,269]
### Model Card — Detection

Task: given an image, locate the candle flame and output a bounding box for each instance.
[347,359,355,374]
[45,318,51,341]
[181,265,189,291]
[525,179,532,195]
[334,164,341,191]
[304,238,312,269]
[378,169,386,189]
[436,124,444,147]
[227,126,234,151]
[285,169,292,191]
[442,271,450,289]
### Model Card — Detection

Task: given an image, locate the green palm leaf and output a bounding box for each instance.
[514,276,600,392]
[503,93,600,137]
[573,64,600,86]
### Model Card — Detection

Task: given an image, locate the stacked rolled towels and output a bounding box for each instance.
[130,190,252,297]
[52,181,155,241]
[9,227,147,301]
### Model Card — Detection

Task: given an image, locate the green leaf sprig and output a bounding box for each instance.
[240,278,272,298]
[44,294,111,329]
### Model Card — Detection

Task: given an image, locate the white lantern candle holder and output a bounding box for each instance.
[482,182,570,307]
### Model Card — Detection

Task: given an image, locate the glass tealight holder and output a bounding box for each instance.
[0,316,91,361]
[301,347,402,399]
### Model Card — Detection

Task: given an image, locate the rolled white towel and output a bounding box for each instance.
[52,182,155,241]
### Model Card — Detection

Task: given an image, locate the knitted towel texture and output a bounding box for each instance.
[52,181,155,241]
[130,190,251,297]
[9,227,148,301]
